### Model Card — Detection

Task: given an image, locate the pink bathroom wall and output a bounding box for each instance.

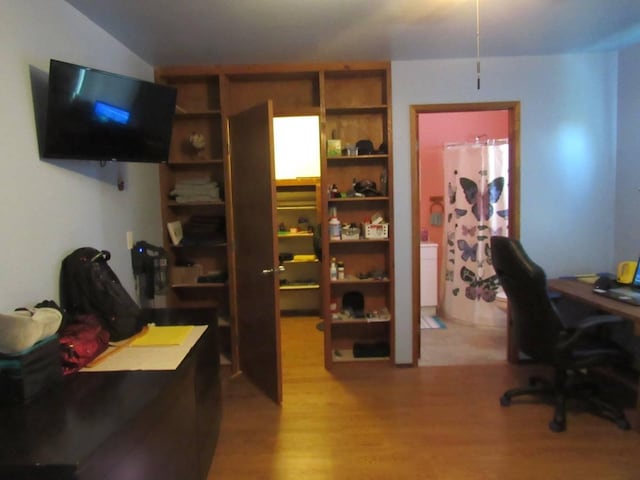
[418,110,508,290]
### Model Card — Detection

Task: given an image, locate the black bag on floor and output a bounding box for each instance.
[60,247,142,341]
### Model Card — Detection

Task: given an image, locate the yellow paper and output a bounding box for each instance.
[130,325,194,346]
[292,254,317,262]
[84,325,208,371]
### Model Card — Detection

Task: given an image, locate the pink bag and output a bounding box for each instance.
[59,314,110,375]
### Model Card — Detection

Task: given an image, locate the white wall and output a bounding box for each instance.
[392,53,619,363]
[615,43,640,261]
[0,1,162,311]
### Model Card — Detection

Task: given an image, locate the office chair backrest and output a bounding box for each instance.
[490,236,561,361]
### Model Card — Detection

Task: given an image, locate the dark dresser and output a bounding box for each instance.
[0,308,221,480]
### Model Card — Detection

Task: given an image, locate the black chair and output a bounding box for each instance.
[490,236,631,432]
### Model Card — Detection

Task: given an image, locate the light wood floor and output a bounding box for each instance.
[419,318,507,366]
[208,317,640,479]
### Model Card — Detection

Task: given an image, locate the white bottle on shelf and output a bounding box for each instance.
[329,207,341,240]
[330,257,338,281]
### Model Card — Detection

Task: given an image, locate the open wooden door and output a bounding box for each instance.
[228,101,282,403]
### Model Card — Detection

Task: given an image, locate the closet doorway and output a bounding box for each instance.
[409,102,521,365]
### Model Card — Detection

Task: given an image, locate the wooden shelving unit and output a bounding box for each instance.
[224,70,321,117]
[154,61,393,372]
[276,179,322,315]
[320,64,394,368]
[154,70,238,370]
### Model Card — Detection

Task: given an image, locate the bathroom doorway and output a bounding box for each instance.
[409,102,521,365]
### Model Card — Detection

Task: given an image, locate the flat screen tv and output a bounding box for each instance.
[43,59,177,163]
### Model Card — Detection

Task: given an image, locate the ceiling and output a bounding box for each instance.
[65,0,640,67]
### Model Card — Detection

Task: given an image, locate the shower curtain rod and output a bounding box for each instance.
[445,138,508,148]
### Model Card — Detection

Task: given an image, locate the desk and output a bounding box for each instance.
[548,278,640,334]
[548,279,640,429]
[0,308,221,480]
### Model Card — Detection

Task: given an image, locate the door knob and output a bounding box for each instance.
[262,265,286,275]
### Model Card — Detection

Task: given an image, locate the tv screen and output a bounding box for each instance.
[43,59,177,163]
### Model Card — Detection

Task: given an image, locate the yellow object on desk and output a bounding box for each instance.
[575,274,599,284]
[130,325,193,346]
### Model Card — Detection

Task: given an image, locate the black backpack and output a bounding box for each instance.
[60,247,142,341]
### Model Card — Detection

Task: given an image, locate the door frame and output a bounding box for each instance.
[410,101,521,366]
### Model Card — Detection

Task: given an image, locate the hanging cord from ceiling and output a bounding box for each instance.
[476,0,481,90]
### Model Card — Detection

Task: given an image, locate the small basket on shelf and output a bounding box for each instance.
[364,223,389,239]
[341,226,361,240]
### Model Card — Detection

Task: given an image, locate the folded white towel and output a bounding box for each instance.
[0,308,62,354]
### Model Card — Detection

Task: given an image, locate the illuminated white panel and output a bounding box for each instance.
[273,116,320,180]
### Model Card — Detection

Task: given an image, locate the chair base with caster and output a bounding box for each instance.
[500,372,631,433]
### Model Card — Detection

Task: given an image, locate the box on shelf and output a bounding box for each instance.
[171,264,203,284]
[341,226,360,240]
[364,223,389,239]
[327,139,342,157]
[353,341,390,358]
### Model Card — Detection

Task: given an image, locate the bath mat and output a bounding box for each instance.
[420,315,446,329]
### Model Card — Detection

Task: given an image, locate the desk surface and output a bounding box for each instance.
[548,278,640,331]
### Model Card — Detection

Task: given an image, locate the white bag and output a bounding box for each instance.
[0,307,62,354]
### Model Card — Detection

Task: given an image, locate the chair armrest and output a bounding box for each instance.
[574,314,627,330]
[557,314,627,352]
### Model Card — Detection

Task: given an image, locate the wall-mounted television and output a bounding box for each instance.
[43,59,177,163]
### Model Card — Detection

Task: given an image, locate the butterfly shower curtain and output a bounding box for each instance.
[441,140,509,327]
